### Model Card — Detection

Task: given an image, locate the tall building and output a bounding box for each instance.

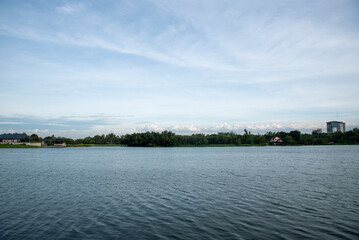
[327,121,345,133]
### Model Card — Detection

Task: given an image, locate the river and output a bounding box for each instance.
[1,146,358,239]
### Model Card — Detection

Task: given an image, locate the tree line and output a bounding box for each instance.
[54,128,359,147]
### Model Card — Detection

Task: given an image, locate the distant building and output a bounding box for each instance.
[0,133,27,143]
[53,138,66,147]
[312,128,323,134]
[270,136,283,143]
[327,121,345,133]
[42,138,66,148]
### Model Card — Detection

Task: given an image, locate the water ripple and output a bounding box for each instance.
[1,146,359,239]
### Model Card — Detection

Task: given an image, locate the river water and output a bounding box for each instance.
[1,146,358,239]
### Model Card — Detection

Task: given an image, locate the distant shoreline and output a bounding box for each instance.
[1,143,358,148]
[0,144,42,148]
[2,129,359,147]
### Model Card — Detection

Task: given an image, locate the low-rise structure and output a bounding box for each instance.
[312,128,323,134]
[0,133,27,143]
[53,138,66,147]
[42,138,66,147]
[270,136,283,144]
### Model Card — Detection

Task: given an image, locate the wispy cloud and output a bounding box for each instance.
[56,4,84,14]
[1,0,358,80]
[0,122,23,125]
[138,124,165,132]
[2,1,357,81]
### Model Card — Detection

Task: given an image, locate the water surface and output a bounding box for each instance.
[1,146,358,239]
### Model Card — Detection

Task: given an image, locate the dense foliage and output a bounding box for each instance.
[56,128,359,147]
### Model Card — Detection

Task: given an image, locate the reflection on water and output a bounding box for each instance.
[1,146,359,239]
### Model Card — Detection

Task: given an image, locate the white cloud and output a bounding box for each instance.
[137,124,165,132]
[0,122,23,124]
[25,129,49,134]
[209,123,240,132]
[56,4,83,14]
[134,122,333,135]
[171,124,200,132]
[46,123,68,127]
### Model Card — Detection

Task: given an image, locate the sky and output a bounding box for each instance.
[0,0,359,138]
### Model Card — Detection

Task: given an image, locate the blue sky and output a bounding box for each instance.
[1,0,359,138]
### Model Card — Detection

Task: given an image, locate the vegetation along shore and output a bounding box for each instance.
[1,128,359,148]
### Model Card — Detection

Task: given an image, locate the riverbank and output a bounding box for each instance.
[70,144,267,147]
[0,143,265,148]
[0,144,42,148]
[2,143,358,148]
[67,144,126,147]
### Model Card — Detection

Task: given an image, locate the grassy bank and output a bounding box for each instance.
[2,143,355,148]
[176,143,267,147]
[67,144,126,147]
[0,144,42,148]
[1,143,258,148]
[68,143,262,147]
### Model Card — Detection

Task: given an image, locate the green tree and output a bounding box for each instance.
[207,134,219,144]
[289,130,301,142]
[64,138,75,145]
[253,135,266,145]
[83,137,95,144]
[283,135,294,145]
[160,131,176,147]
[93,135,105,144]
[30,134,40,142]
[105,133,119,144]
[242,130,253,144]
